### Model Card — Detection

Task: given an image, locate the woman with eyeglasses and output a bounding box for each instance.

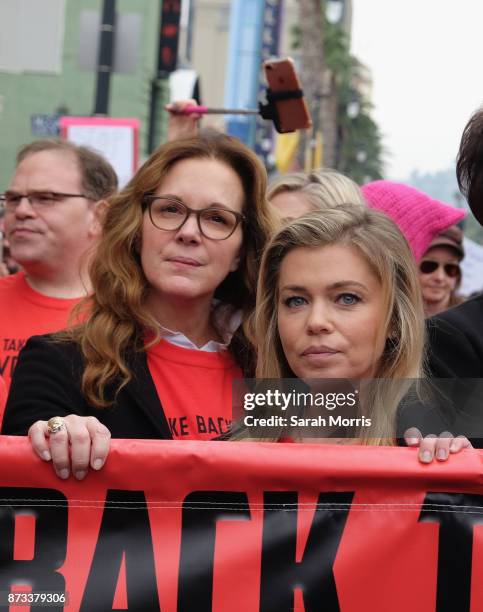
[418,225,465,317]
[2,131,275,479]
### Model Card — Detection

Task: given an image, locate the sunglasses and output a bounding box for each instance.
[419,260,460,278]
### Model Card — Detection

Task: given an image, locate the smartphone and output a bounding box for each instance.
[263,58,312,133]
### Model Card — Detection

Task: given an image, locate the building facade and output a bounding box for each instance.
[0,0,165,189]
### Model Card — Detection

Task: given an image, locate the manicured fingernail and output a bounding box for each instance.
[420,451,432,463]
[406,438,419,446]
[75,470,87,480]
[92,459,103,470]
[436,448,447,460]
[58,469,69,480]
[42,451,51,461]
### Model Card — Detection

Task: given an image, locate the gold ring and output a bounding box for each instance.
[47,416,66,434]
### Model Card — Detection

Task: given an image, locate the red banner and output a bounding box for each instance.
[0,437,482,611]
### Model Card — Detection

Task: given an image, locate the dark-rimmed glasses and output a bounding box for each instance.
[0,191,90,212]
[419,260,461,278]
[143,196,244,240]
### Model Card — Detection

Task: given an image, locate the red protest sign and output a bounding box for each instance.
[0,437,482,611]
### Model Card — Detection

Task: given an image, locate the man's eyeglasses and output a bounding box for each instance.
[0,192,89,212]
[143,196,245,240]
[419,259,461,278]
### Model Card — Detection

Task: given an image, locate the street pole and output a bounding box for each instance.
[93,0,116,116]
[148,0,182,154]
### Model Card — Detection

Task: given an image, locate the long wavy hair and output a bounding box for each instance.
[64,132,274,407]
[240,205,425,444]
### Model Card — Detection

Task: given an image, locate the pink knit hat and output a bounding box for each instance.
[361,180,466,261]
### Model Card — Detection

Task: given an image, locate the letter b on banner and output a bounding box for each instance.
[0,487,67,611]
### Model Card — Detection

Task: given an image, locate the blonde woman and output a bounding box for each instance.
[2,132,275,478]
[268,168,366,221]
[234,205,471,460]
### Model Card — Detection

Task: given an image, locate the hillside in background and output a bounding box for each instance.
[405,168,483,244]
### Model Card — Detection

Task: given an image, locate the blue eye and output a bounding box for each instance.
[337,293,360,306]
[284,296,307,308]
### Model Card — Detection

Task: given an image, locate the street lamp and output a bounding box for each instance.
[326,0,344,25]
[346,100,360,119]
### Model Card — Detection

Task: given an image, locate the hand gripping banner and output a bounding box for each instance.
[0,437,482,612]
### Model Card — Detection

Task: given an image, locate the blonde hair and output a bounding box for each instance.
[268,168,366,214]
[64,132,274,407]
[247,205,425,444]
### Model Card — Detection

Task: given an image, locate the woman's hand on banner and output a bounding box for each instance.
[28,415,111,480]
[404,428,473,463]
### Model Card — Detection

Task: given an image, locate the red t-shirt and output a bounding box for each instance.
[147,339,242,440]
[0,272,81,388]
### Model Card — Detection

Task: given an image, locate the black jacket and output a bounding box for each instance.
[426,295,483,447]
[426,294,483,378]
[2,335,173,439]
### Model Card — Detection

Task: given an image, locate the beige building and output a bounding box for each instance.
[184,0,299,129]
[182,1,366,127]
[186,0,230,130]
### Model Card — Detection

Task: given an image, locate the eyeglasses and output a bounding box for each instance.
[419,259,461,278]
[0,191,89,212]
[143,196,245,240]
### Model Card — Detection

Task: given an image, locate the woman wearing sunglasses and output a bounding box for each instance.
[419,225,465,317]
[361,182,467,316]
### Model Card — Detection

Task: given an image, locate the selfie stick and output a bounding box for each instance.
[175,89,305,133]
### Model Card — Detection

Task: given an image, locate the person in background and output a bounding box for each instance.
[361,180,465,262]
[0,139,118,388]
[427,107,483,378]
[267,168,366,222]
[419,225,465,317]
[231,206,471,461]
[2,131,275,480]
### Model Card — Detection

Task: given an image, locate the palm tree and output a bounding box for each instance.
[293,2,385,179]
[297,0,337,168]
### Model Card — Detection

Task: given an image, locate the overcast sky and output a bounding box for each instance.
[351,0,483,180]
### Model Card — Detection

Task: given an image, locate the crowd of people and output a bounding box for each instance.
[1,101,483,481]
